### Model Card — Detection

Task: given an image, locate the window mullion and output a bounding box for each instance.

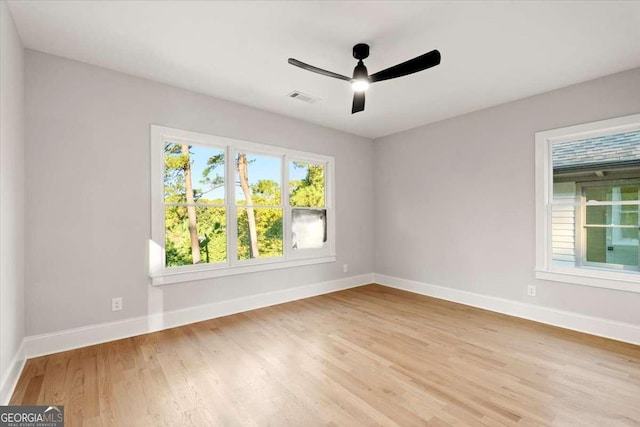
[576,190,585,268]
[227,147,238,266]
[283,155,291,259]
[327,160,335,256]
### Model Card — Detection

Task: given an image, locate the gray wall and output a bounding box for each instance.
[22,47,640,338]
[25,51,374,336]
[0,1,25,399]
[374,67,640,324]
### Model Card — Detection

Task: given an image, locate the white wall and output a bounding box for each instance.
[374,67,640,325]
[25,51,374,336]
[0,1,26,402]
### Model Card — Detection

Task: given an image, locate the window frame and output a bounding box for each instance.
[232,149,285,265]
[535,113,640,293]
[150,125,336,285]
[287,159,329,257]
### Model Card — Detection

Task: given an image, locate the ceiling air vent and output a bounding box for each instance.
[288,90,320,104]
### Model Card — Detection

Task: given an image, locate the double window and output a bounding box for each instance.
[150,126,335,285]
[535,114,640,292]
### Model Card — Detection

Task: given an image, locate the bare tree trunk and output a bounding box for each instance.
[181,144,201,264]
[238,153,259,258]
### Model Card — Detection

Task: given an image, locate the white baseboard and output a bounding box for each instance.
[1,340,26,405]
[24,273,374,359]
[374,273,640,346]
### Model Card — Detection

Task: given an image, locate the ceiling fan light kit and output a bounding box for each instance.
[351,43,371,93]
[288,43,441,114]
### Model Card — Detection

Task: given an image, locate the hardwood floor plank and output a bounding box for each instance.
[10,285,640,426]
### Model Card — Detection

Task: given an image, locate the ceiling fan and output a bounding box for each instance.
[288,43,441,114]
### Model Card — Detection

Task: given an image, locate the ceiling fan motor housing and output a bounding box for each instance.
[353,43,370,60]
[353,61,369,80]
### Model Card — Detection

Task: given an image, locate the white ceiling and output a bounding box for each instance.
[8,1,640,139]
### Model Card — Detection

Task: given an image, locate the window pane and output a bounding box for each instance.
[584,187,608,203]
[585,205,608,225]
[552,130,640,200]
[165,206,226,266]
[237,207,283,260]
[164,142,225,204]
[552,130,640,177]
[236,152,281,206]
[586,205,639,226]
[289,161,325,207]
[551,204,576,268]
[585,227,608,264]
[292,209,327,249]
[552,182,578,204]
[585,184,640,203]
[585,226,638,268]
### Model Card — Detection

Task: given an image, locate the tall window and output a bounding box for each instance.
[290,161,327,250]
[536,114,640,292]
[235,152,283,261]
[163,143,226,266]
[151,126,335,285]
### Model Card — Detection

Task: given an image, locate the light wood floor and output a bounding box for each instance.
[11,285,640,426]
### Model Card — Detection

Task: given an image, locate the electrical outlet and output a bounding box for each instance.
[343,264,349,273]
[112,297,123,312]
[527,285,537,297]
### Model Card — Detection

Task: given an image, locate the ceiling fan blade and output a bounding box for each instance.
[369,49,441,83]
[352,92,365,114]
[288,58,351,82]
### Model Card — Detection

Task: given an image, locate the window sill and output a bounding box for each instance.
[151,256,336,286]
[535,268,639,293]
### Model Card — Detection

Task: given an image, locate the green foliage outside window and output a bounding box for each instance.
[164,145,325,266]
